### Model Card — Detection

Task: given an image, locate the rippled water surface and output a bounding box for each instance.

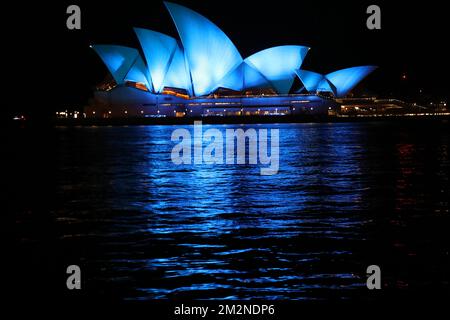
[13,121,450,301]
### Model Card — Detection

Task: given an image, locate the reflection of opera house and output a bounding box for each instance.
[87,2,376,118]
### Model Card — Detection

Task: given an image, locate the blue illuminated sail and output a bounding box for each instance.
[134,28,179,93]
[317,78,336,94]
[325,66,377,97]
[295,70,323,92]
[245,46,309,93]
[91,45,139,85]
[215,63,244,91]
[164,1,243,96]
[124,55,152,90]
[161,44,192,94]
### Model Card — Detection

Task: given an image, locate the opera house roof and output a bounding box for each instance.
[91,2,376,97]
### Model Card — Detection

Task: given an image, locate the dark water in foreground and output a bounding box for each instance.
[13,121,449,301]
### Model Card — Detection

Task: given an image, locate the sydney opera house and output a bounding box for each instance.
[87,2,377,118]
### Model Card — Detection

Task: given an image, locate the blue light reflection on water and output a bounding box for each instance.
[48,122,449,300]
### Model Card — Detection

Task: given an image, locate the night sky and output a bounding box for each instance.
[5,0,449,119]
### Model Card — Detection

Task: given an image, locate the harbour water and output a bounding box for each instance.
[12,120,449,301]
